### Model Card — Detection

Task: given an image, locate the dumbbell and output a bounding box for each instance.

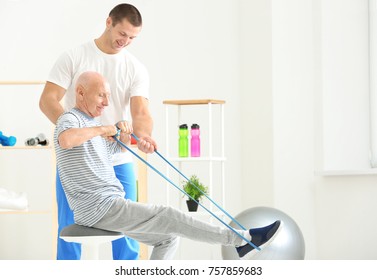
[0,131,17,146]
[25,133,49,146]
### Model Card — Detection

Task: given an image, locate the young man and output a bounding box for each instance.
[54,71,282,260]
[39,3,154,259]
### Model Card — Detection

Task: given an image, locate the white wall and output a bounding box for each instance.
[1,0,377,260]
[271,0,317,259]
[239,0,274,208]
[240,0,317,259]
[313,0,377,259]
[320,0,370,172]
[241,0,377,260]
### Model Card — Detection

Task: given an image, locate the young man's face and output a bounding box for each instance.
[106,17,142,53]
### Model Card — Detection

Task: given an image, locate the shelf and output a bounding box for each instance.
[0,210,51,215]
[163,99,225,106]
[0,80,56,260]
[0,81,45,85]
[315,169,377,176]
[0,146,52,150]
[164,99,226,225]
[167,156,226,162]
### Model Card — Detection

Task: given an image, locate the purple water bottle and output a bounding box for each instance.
[190,124,200,157]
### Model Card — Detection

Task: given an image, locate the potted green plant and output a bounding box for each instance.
[182,175,208,212]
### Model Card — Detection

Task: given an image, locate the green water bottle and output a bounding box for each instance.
[179,124,189,157]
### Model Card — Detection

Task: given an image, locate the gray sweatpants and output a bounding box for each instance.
[92,197,245,259]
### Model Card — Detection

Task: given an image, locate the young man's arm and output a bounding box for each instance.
[39,82,66,124]
[130,96,157,153]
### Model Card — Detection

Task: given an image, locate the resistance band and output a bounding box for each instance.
[113,133,260,251]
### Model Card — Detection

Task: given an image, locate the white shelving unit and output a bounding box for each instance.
[0,81,151,260]
[0,81,57,259]
[163,99,226,259]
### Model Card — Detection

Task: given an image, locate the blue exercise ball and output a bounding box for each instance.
[222,206,305,260]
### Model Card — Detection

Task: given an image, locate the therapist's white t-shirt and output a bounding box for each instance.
[48,40,150,165]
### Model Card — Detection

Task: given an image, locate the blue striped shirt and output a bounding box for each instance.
[54,108,125,226]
